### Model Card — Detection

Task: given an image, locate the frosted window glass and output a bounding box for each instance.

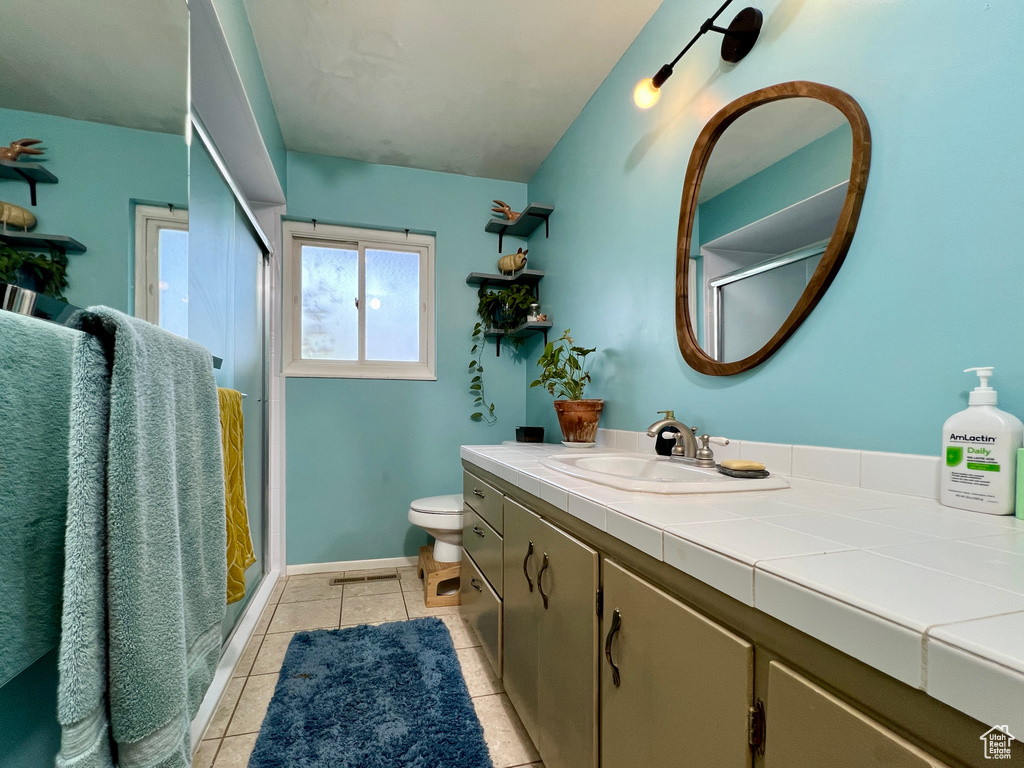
[158,227,189,337]
[365,249,420,362]
[301,245,358,360]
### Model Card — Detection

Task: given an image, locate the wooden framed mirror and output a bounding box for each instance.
[676,81,871,375]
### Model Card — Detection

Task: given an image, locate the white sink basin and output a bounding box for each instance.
[541,453,789,494]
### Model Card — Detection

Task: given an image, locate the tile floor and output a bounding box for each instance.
[194,565,543,768]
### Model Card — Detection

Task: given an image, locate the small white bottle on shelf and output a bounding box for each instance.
[941,367,1023,515]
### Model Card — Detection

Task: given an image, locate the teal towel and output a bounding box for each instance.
[0,311,77,687]
[57,307,227,768]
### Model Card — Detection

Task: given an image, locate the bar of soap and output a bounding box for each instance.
[721,459,766,471]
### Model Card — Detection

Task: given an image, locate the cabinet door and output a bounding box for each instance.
[764,662,950,768]
[536,519,599,768]
[501,498,543,741]
[601,559,754,768]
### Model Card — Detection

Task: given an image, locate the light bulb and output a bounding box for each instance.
[633,78,661,109]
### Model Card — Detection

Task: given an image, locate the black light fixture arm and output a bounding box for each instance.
[649,0,761,91]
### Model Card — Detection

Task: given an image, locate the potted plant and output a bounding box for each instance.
[469,284,538,423]
[531,329,602,443]
[0,244,69,299]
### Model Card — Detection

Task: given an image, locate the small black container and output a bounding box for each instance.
[516,426,544,443]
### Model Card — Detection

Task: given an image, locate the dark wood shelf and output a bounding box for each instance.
[485,203,554,252]
[0,231,86,254]
[0,159,58,206]
[466,269,545,290]
[484,321,552,356]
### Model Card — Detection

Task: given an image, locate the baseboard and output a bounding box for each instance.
[190,569,282,751]
[286,555,418,576]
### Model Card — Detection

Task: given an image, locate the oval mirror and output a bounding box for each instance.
[676,81,870,375]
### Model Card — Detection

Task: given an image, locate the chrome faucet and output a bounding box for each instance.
[647,412,730,468]
[646,413,699,459]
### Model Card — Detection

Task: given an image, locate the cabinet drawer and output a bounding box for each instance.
[463,471,503,534]
[463,507,503,597]
[461,553,502,678]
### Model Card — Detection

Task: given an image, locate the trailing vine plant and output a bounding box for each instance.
[469,283,537,423]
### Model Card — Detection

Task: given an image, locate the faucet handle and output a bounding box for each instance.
[656,409,675,420]
[695,434,727,465]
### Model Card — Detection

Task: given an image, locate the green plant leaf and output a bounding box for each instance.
[471,412,483,420]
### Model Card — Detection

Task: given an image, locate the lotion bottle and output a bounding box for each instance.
[941,367,1023,515]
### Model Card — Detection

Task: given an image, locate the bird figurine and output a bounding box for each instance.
[0,139,44,162]
[497,248,528,275]
[491,200,520,223]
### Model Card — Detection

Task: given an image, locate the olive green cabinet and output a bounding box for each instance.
[601,559,754,768]
[502,498,599,768]
[764,662,951,768]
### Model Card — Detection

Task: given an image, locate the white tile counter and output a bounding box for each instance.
[460,440,1024,735]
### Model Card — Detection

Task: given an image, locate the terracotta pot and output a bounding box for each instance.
[553,399,604,443]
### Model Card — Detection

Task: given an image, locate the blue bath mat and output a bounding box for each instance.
[248,618,494,768]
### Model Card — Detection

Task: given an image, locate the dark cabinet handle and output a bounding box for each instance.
[523,540,535,592]
[473,526,485,538]
[471,578,483,592]
[473,488,485,498]
[537,553,550,609]
[605,609,622,687]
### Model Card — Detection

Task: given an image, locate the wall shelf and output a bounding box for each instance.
[485,203,554,252]
[466,269,544,291]
[0,159,58,206]
[484,320,552,356]
[0,231,86,254]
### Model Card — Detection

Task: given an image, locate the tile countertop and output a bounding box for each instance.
[460,442,1024,735]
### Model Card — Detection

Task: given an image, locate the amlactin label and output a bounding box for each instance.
[947,433,997,443]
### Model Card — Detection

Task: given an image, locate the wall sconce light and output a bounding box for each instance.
[634,0,763,109]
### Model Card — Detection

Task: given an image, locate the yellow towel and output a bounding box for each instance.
[219,388,256,604]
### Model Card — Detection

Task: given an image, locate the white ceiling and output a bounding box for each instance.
[0,0,187,135]
[699,99,849,202]
[244,0,665,182]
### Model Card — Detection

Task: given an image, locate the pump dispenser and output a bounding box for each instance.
[941,367,1023,515]
[965,367,997,405]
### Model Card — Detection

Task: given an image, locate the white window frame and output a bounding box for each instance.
[282,221,436,380]
[134,204,189,324]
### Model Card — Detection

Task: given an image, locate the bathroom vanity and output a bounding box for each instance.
[459,442,1024,768]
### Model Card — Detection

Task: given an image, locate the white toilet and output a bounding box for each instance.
[407,494,464,563]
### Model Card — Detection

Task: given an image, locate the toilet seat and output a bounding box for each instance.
[409,494,464,516]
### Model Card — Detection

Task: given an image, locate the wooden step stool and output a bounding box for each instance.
[418,545,462,608]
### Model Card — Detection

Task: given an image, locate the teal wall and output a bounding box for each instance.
[212,0,287,194]
[525,0,1024,456]
[284,152,528,565]
[0,107,187,312]
[697,124,852,245]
